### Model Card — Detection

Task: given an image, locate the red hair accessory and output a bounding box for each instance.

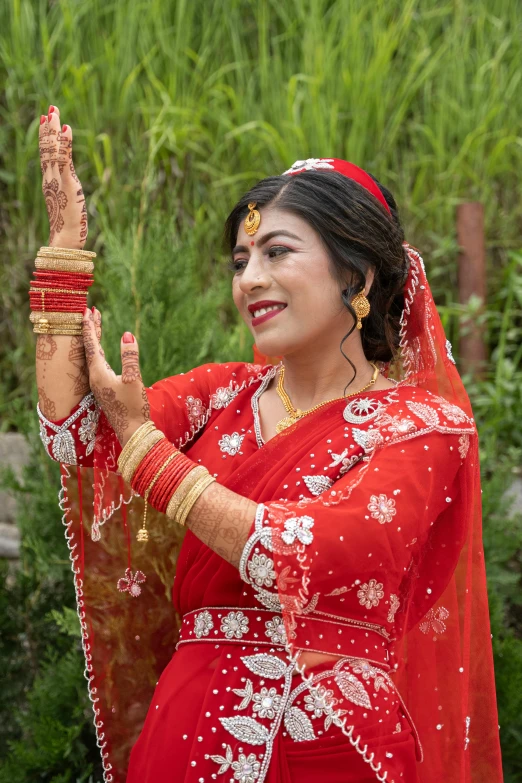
[282,157,391,215]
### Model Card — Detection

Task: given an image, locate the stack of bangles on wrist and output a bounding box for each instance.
[118,421,216,541]
[29,246,96,335]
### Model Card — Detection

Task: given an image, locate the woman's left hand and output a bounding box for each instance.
[82,307,150,446]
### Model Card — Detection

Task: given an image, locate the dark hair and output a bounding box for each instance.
[224,170,409,391]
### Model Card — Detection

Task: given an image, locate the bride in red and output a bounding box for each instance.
[34,120,502,783]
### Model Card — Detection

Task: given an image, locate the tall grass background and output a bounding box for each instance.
[0,0,521,780]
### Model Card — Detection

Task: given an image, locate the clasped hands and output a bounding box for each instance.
[82,307,149,446]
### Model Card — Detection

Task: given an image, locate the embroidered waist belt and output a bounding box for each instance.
[177,606,391,669]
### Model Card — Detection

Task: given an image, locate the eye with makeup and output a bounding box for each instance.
[227,245,291,274]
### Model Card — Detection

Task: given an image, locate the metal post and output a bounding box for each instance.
[457,202,487,377]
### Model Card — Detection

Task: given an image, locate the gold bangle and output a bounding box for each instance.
[30,311,84,324]
[38,246,96,259]
[176,473,216,527]
[119,431,165,483]
[166,465,209,521]
[117,422,165,483]
[33,326,83,335]
[30,286,88,296]
[136,451,180,543]
[35,258,94,273]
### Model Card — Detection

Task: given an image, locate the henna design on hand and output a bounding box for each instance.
[36,335,58,361]
[43,178,68,244]
[79,194,88,242]
[121,350,142,384]
[91,386,129,442]
[141,387,151,420]
[38,386,57,420]
[82,313,97,362]
[67,336,90,396]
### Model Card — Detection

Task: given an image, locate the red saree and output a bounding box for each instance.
[38,247,502,782]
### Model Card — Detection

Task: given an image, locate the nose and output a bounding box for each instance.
[238,253,271,295]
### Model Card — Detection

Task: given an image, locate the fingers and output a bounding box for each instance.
[121,332,142,384]
[82,307,115,382]
[39,115,50,177]
[93,306,102,342]
[47,105,61,174]
[57,122,72,176]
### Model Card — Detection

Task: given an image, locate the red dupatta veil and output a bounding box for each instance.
[53,161,502,783]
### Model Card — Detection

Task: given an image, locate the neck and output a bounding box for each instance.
[279,332,377,410]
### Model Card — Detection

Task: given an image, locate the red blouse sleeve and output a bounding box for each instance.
[239,427,471,643]
[37,362,259,468]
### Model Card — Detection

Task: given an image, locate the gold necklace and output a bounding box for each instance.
[275,362,380,433]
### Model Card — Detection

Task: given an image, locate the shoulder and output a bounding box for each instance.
[370,383,476,451]
[148,361,274,400]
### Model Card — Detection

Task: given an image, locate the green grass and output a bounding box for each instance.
[0,0,521,779]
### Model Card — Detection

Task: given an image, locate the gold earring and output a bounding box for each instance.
[244,202,261,235]
[351,290,371,329]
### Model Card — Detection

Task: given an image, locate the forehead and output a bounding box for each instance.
[235,205,318,246]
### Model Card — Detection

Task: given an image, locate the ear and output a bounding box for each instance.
[364,267,376,296]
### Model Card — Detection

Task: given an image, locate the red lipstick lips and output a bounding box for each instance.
[248,300,287,327]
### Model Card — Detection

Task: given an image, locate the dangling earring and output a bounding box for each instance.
[350,290,371,330]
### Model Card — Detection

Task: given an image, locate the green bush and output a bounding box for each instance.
[1,0,521,779]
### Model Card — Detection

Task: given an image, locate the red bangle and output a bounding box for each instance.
[33,272,93,284]
[150,456,194,511]
[132,440,173,496]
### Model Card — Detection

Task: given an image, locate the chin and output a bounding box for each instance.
[251,333,295,359]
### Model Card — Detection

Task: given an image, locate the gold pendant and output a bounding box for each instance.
[275,415,299,433]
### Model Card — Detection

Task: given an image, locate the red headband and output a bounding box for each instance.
[282,158,391,215]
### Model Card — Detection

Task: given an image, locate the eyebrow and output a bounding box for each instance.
[232,229,302,255]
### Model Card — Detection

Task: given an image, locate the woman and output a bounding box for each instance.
[34,107,502,783]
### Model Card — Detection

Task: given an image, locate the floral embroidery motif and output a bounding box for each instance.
[252,687,282,719]
[194,609,214,638]
[221,610,250,639]
[368,494,397,524]
[117,568,146,598]
[304,685,337,719]
[459,433,470,459]
[281,515,314,546]
[329,450,361,475]
[382,415,417,436]
[446,339,456,364]
[349,659,390,693]
[352,427,384,452]
[357,579,385,609]
[219,432,244,456]
[185,395,205,425]
[211,746,261,782]
[387,593,400,623]
[265,616,287,646]
[439,400,469,424]
[282,158,334,175]
[232,753,261,783]
[247,553,276,587]
[211,384,239,409]
[419,606,450,635]
[78,407,100,455]
[39,420,51,449]
[246,363,263,374]
[343,398,383,424]
[334,659,372,709]
[303,474,333,496]
[406,401,440,428]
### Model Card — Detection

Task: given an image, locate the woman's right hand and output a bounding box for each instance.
[38,104,88,250]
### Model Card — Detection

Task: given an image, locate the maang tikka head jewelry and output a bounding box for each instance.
[244,202,261,235]
[350,289,371,329]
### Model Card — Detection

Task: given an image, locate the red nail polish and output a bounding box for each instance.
[62,124,67,133]
[123,332,135,344]
[40,115,46,125]
[49,106,55,114]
